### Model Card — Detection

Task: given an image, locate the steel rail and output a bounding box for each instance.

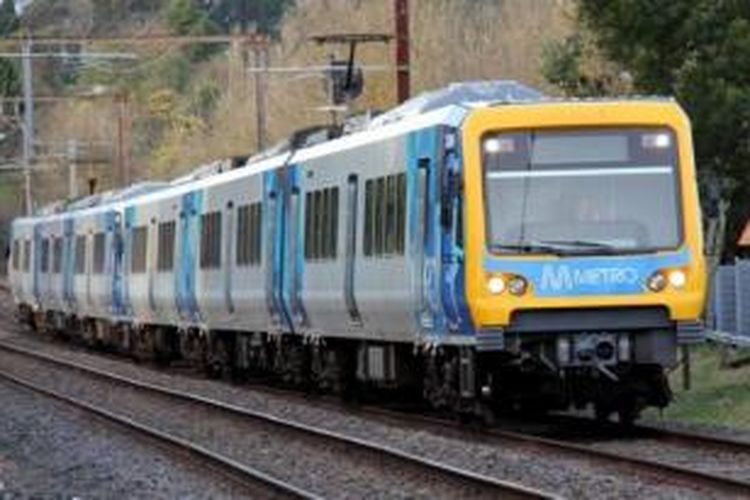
[0,341,556,500]
[547,412,750,457]
[0,368,318,500]
[354,406,750,497]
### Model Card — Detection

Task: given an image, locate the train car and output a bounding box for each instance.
[9,81,707,422]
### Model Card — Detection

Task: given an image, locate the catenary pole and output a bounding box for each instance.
[395,0,410,103]
[21,36,33,215]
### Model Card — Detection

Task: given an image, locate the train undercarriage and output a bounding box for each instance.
[18,304,681,426]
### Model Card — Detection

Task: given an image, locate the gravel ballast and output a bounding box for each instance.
[0,377,244,499]
[0,330,720,499]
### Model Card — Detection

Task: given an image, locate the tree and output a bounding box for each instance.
[543,1,750,257]
[205,0,295,36]
[166,0,220,62]
[0,0,18,35]
[0,0,19,100]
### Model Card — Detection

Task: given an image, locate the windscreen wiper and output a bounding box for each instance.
[538,239,621,254]
[489,242,567,255]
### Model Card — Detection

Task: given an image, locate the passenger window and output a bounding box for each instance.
[329,187,339,259]
[364,180,373,256]
[131,227,147,274]
[304,186,339,261]
[396,173,406,254]
[363,173,407,258]
[12,239,19,271]
[53,237,63,274]
[200,211,222,269]
[157,221,176,272]
[40,239,50,273]
[93,233,106,274]
[237,203,262,266]
[74,235,86,274]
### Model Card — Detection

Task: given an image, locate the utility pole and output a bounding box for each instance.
[67,139,78,199]
[253,45,269,152]
[21,36,34,215]
[395,0,411,103]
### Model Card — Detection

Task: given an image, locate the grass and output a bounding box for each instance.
[647,344,750,429]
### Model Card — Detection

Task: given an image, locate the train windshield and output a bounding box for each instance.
[483,127,682,255]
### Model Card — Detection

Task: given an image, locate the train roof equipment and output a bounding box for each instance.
[369,80,544,128]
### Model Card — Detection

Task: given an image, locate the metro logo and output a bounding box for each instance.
[539,264,640,294]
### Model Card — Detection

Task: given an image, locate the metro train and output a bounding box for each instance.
[9,81,707,423]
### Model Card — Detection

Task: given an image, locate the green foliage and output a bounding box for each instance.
[166,0,221,62]
[645,345,750,429]
[0,0,18,35]
[545,1,750,252]
[0,0,18,98]
[541,34,617,97]
[206,0,295,36]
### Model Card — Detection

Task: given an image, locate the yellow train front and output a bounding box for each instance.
[462,100,706,422]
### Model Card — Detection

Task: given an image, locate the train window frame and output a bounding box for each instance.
[200,211,222,270]
[93,232,106,274]
[157,221,176,272]
[130,226,148,274]
[74,235,86,275]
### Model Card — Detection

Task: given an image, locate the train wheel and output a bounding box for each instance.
[205,333,231,379]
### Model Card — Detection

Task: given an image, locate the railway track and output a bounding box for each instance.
[0,369,317,500]
[0,340,555,500]
[353,407,750,497]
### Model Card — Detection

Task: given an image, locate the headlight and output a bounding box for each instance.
[487,275,506,295]
[646,272,667,292]
[668,270,686,288]
[484,137,514,154]
[508,276,528,296]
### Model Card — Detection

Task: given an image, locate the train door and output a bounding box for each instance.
[147,216,157,314]
[223,200,235,315]
[285,165,305,330]
[439,127,472,334]
[411,135,445,334]
[263,169,292,332]
[344,174,362,324]
[63,217,75,311]
[111,212,124,317]
[32,223,41,306]
[176,191,201,323]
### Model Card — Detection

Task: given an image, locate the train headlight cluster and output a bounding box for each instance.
[647,269,687,292]
[487,275,506,295]
[646,272,667,292]
[486,274,529,296]
[508,276,528,296]
[668,270,686,288]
